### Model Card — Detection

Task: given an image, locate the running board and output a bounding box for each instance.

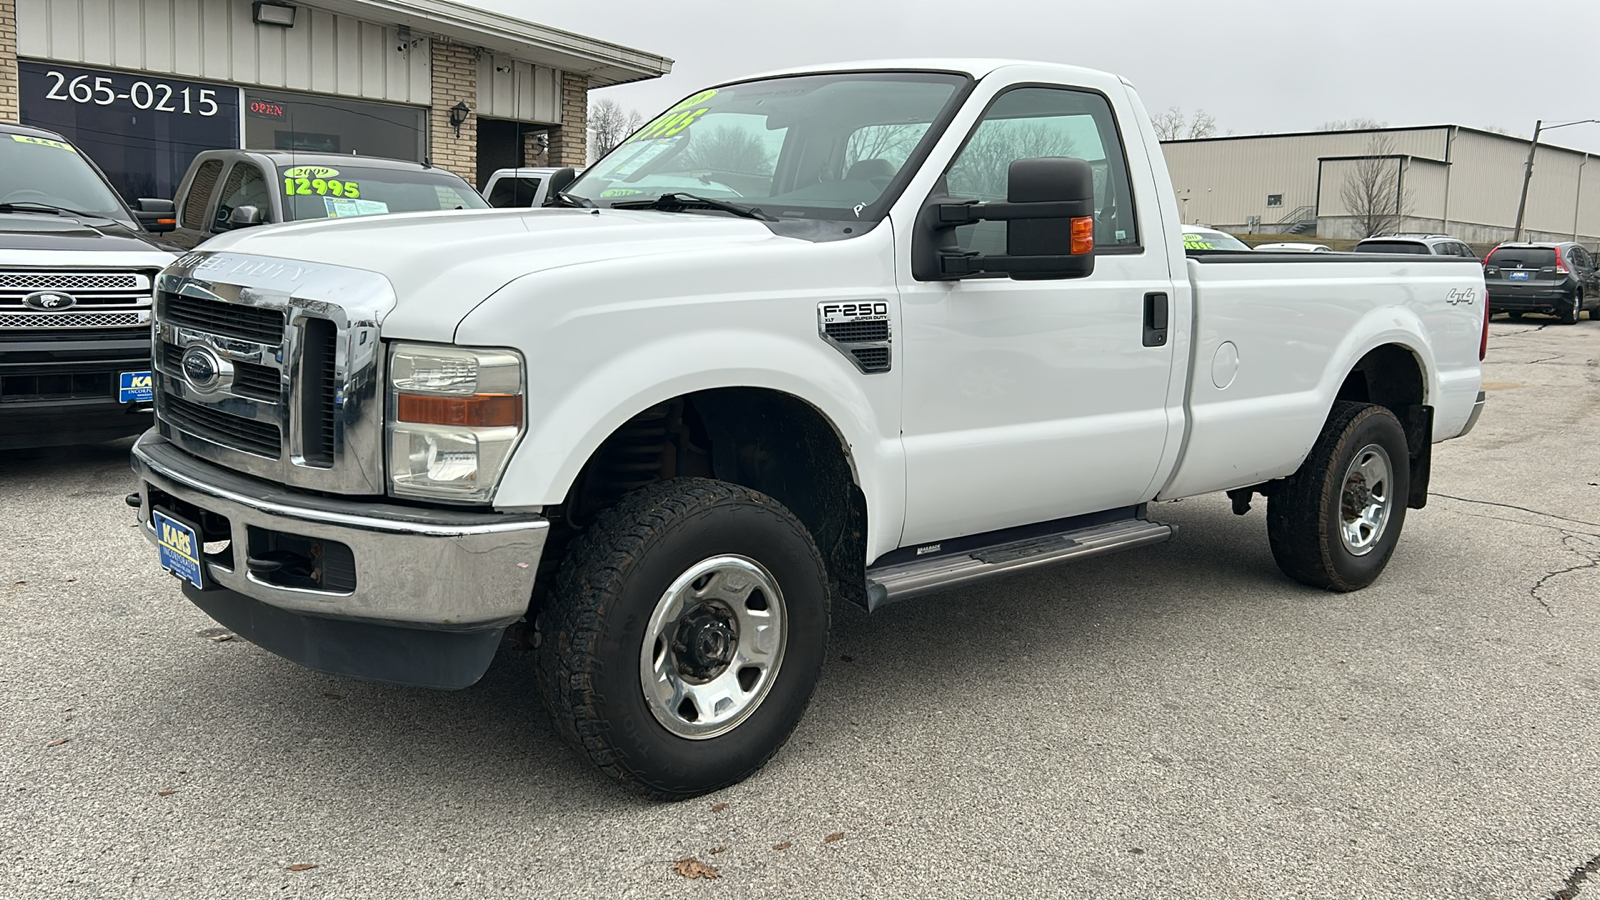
[864,518,1176,611]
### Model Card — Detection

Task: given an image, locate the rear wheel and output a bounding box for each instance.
[1507,310,1523,320]
[1267,402,1411,591]
[536,478,830,800]
[1559,292,1581,325]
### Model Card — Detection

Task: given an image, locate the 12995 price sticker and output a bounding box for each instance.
[42,70,221,117]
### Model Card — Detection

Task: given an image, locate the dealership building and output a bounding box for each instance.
[1162,125,1600,248]
[0,0,670,200]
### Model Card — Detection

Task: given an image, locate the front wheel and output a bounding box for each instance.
[1267,402,1411,591]
[535,478,831,799]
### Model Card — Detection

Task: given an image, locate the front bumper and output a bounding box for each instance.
[131,431,549,688]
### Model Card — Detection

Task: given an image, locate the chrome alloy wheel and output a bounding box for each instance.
[1338,443,1394,556]
[640,555,787,740]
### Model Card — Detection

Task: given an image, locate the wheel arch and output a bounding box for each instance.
[533,385,874,611]
[1330,341,1433,509]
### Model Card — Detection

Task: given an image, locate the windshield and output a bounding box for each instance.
[566,72,970,221]
[1183,229,1250,251]
[278,164,489,221]
[0,134,131,222]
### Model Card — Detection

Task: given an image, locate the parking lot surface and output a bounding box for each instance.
[3,318,1599,899]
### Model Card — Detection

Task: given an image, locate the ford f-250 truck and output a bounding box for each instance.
[129,60,1488,799]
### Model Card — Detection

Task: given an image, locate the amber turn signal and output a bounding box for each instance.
[1070,216,1094,255]
[396,393,523,428]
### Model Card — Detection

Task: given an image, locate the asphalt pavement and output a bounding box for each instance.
[3,317,1599,899]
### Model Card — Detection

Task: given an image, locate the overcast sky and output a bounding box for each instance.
[489,0,1600,155]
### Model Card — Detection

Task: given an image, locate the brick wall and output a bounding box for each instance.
[0,0,19,124]
[551,72,588,168]
[429,40,478,185]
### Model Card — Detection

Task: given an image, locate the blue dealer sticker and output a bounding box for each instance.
[119,370,153,403]
[152,510,205,589]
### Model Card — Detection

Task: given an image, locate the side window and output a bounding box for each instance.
[181,160,224,229]
[1437,242,1459,257]
[1458,243,1477,260]
[945,87,1140,255]
[213,163,270,231]
[486,177,541,208]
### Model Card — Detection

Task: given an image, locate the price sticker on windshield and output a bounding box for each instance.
[627,89,718,144]
[283,166,361,198]
[11,134,76,152]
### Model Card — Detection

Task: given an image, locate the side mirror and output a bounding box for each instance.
[135,198,177,233]
[227,205,265,229]
[541,167,578,206]
[913,157,1097,281]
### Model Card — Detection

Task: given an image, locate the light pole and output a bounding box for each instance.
[1512,118,1600,241]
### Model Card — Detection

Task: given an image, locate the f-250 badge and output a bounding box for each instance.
[1446,288,1477,306]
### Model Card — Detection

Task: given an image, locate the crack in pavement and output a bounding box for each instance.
[1551,853,1600,899]
[1493,324,1553,337]
[1428,493,1600,615]
[1528,532,1600,615]
[1428,493,1600,530]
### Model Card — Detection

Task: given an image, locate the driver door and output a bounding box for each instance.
[896,86,1178,545]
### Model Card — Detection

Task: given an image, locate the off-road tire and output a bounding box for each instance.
[1267,402,1411,591]
[535,478,830,800]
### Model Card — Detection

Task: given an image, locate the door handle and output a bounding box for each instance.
[1143,292,1168,347]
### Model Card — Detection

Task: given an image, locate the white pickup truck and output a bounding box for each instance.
[131,59,1488,799]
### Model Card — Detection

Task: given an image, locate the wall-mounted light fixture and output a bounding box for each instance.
[449,102,471,139]
[252,1,297,27]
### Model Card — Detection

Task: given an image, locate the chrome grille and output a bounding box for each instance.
[0,311,146,329]
[152,252,394,495]
[0,270,155,329]
[159,292,286,344]
[0,272,141,291]
[160,394,282,459]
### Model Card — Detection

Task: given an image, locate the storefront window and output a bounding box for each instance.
[17,62,240,204]
[244,90,426,162]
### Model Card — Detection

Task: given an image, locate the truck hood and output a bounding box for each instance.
[0,212,177,263]
[199,208,786,340]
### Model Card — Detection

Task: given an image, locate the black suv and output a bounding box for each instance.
[1484,242,1600,325]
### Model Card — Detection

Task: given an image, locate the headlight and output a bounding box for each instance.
[387,343,524,503]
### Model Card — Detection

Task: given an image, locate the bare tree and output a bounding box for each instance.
[948,121,1080,199]
[679,126,773,175]
[590,98,644,158]
[1320,118,1387,131]
[1152,106,1219,140]
[1340,136,1410,238]
[844,124,927,170]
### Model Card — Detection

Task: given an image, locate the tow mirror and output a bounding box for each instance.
[541,167,578,206]
[227,205,265,229]
[135,198,177,233]
[913,157,1097,281]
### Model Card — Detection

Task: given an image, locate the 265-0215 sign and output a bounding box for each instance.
[38,68,224,116]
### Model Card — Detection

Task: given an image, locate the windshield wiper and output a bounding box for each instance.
[550,191,595,209]
[0,201,113,220]
[610,192,775,222]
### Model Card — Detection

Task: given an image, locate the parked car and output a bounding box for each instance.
[1257,242,1332,252]
[0,122,177,449]
[132,59,1487,800]
[481,167,572,207]
[164,151,491,249]
[1354,234,1477,258]
[1483,242,1600,324]
[1182,225,1252,250]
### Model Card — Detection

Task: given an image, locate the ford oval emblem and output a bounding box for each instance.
[180,345,226,393]
[22,290,77,311]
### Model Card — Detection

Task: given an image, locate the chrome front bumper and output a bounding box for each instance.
[131,431,548,631]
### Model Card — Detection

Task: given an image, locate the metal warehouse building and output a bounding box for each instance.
[0,0,670,201]
[1162,125,1600,248]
